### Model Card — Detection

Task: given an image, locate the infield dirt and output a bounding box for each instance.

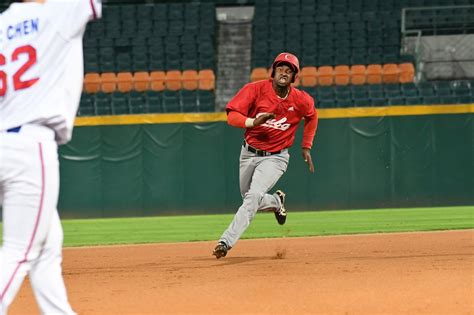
[10,230,473,315]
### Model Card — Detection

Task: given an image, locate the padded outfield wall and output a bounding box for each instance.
[59,105,473,218]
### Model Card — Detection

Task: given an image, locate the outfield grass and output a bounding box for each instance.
[1,206,473,247]
[56,206,474,246]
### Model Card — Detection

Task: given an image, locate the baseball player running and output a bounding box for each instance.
[0,0,101,314]
[213,52,318,259]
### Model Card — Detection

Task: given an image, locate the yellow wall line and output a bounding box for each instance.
[75,104,474,127]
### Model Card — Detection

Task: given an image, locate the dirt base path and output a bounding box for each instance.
[10,230,474,315]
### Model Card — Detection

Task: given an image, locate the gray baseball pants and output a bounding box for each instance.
[219,145,289,248]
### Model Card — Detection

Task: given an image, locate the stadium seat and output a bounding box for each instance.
[111,91,130,115]
[385,92,403,103]
[198,70,215,90]
[94,92,112,115]
[366,65,382,84]
[317,66,334,86]
[197,90,214,112]
[250,68,269,82]
[182,70,199,90]
[382,63,400,84]
[399,63,415,83]
[439,95,458,104]
[100,72,117,93]
[165,70,182,91]
[423,95,441,105]
[162,90,181,112]
[150,71,166,91]
[133,72,151,92]
[401,83,418,98]
[405,96,423,105]
[181,90,198,112]
[334,65,350,85]
[299,66,318,87]
[145,91,162,113]
[129,91,146,114]
[384,84,401,98]
[116,72,133,93]
[84,73,101,93]
[78,93,95,116]
[350,65,366,85]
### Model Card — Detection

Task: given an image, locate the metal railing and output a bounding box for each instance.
[401,5,474,82]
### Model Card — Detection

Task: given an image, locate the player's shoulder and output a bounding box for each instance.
[291,86,314,103]
[241,79,270,92]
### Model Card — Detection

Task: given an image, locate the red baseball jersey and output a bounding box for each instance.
[226,79,317,152]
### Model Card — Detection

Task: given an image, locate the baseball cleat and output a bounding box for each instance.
[274,190,287,225]
[212,241,229,259]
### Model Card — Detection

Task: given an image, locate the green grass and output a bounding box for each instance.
[1,206,473,247]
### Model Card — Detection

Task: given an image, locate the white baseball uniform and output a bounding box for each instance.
[0,1,101,314]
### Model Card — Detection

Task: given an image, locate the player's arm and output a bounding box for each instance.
[46,0,102,40]
[301,97,318,173]
[227,111,275,128]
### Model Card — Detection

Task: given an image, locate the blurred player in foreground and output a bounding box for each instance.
[213,52,318,259]
[0,0,101,313]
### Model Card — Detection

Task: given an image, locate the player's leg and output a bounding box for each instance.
[0,138,54,313]
[213,146,257,258]
[0,138,65,314]
[239,146,257,197]
[29,210,75,315]
[254,152,289,211]
[219,151,289,248]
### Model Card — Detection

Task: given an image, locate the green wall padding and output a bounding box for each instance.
[58,114,473,218]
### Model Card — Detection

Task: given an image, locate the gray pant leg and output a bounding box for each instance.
[239,147,284,212]
[220,147,289,248]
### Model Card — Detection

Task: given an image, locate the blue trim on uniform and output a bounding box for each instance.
[6,126,21,133]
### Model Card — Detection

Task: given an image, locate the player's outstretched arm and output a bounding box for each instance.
[302,148,315,173]
[227,111,275,129]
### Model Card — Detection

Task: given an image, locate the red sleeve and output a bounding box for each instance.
[227,111,247,128]
[301,94,318,149]
[225,83,258,116]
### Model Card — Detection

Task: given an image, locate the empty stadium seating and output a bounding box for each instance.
[83,3,216,73]
[57,1,474,116]
[298,80,474,109]
[78,89,215,116]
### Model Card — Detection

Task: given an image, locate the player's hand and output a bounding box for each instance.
[253,113,276,127]
[302,148,314,173]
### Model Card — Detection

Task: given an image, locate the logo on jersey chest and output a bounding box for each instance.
[257,113,291,131]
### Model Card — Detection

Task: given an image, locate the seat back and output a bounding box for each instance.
[300,67,318,87]
[350,65,366,85]
[334,65,350,85]
[250,68,269,82]
[317,66,334,86]
[198,69,215,90]
[399,63,415,83]
[366,64,382,84]
[100,72,117,93]
[150,71,166,91]
[165,70,182,91]
[382,64,400,84]
[84,73,101,93]
[133,72,151,92]
[182,70,199,90]
[116,72,133,93]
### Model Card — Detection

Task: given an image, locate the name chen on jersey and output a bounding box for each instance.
[0,18,39,43]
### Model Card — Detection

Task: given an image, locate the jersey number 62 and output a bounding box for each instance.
[0,45,39,97]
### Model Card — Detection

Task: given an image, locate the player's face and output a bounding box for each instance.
[273,64,294,87]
